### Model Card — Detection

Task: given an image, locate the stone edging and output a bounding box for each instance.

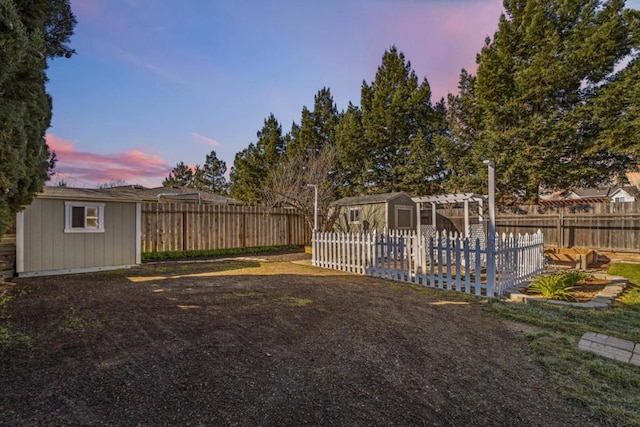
[579,332,640,366]
[506,273,628,308]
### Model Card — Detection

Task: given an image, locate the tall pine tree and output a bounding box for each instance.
[193,150,228,194]
[229,114,285,203]
[359,46,442,194]
[447,0,639,203]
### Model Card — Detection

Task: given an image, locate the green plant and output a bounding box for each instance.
[527,274,575,301]
[562,271,591,287]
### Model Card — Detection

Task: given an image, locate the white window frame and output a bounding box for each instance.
[395,205,414,229]
[348,207,361,224]
[64,201,105,233]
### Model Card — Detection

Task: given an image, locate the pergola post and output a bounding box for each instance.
[431,202,436,228]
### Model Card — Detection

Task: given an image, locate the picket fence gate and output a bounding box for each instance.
[312,229,545,298]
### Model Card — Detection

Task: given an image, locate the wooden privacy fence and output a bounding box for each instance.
[428,201,640,253]
[141,203,310,253]
[312,230,545,298]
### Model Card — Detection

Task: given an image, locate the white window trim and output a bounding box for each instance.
[64,201,105,233]
[348,207,361,224]
[395,205,414,229]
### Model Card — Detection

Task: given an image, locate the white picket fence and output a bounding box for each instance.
[312,229,545,298]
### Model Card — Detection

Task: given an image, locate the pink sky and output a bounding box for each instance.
[47,134,172,188]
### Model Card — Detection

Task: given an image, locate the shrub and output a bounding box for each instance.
[562,271,591,287]
[528,274,575,301]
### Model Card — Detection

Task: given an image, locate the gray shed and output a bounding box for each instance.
[16,187,141,277]
[332,192,416,232]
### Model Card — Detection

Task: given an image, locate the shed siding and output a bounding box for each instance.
[22,199,136,273]
[334,203,386,232]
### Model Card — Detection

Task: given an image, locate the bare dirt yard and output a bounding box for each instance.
[0,250,601,426]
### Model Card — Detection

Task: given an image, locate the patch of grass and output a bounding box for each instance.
[608,263,640,285]
[526,332,640,426]
[0,294,33,352]
[277,296,312,307]
[57,307,101,333]
[609,263,640,311]
[142,245,297,262]
[486,262,640,425]
[234,292,260,298]
[58,307,86,332]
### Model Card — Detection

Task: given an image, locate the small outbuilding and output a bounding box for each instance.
[332,192,416,232]
[16,187,142,277]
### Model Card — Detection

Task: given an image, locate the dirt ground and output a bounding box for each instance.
[0,250,600,426]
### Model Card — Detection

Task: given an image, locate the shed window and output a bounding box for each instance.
[349,208,360,223]
[65,202,105,233]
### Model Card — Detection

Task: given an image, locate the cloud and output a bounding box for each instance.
[47,133,172,188]
[191,132,220,147]
[367,1,503,100]
[111,47,185,85]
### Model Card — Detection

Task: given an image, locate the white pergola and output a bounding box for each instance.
[412,193,487,238]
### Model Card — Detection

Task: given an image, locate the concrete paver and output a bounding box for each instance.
[579,332,640,366]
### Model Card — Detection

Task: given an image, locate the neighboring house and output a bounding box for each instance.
[564,187,611,201]
[16,187,142,277]
[609,186,638,203]
[332,192,416,232]
[540,186,638,206]
[102,185,239,205]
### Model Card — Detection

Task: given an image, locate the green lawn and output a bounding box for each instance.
[488,263,640,426]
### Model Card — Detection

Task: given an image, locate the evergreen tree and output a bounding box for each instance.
[0,0,75,237]
[287,87,339,161]
[359,46,441,194]
[335,103,365,197]
[229,114,285,203]
[162,162,194,187]
[447,0,639,203]
[193,150,228,194]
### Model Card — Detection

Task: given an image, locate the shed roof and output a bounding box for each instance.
[37,186,143,202]
[332,192,410,207]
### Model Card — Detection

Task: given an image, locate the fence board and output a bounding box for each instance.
[141,203,310,253]
[425,201,639,253]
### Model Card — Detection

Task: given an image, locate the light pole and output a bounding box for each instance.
[306,184,318,232]
[483,160,496,296]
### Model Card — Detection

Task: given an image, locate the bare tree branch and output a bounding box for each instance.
[263,144,339,231]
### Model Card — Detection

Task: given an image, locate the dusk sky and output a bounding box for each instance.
[46,0,640,188]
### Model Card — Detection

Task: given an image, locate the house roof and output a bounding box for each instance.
[332,192,410,207]
[610,186,639,197]
[568,187,611,198]
[37,186,239,205]
[139,186,238,204]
